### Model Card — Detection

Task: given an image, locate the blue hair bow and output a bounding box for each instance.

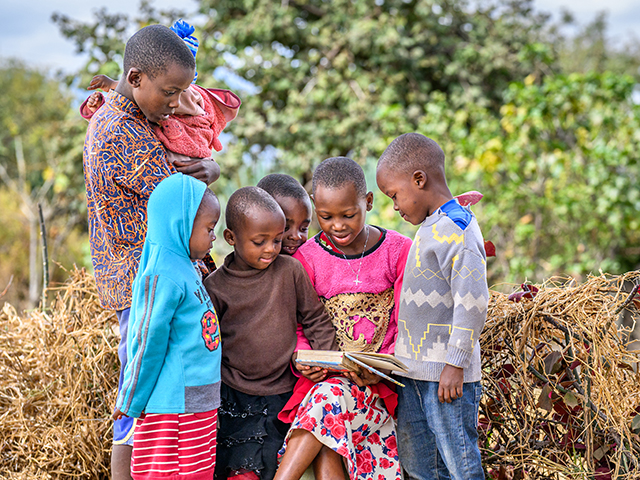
[171,19,199,83]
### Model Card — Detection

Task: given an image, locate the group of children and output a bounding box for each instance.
[82,21,488,480]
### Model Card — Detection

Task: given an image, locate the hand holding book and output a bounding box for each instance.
[295,350,409,387]
[293,352,329,383]
[345,368,382,387]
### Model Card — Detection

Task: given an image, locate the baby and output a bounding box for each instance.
[81,19,241,168]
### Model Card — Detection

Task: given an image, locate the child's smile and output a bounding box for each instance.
[312,183,374,256]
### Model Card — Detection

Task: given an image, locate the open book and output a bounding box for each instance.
[295,350,409,387]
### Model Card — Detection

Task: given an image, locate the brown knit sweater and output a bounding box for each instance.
[204,253,338,396]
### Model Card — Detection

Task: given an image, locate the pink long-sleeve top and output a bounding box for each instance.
[279,227,412,422]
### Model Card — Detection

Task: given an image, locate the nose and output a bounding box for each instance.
[393,202,399,211]
[291,230,302,241]
[168,94,181,109]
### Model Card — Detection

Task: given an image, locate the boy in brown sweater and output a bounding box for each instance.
[204,187,337,480]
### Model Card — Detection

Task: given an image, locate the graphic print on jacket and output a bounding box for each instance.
[201,311,220,351]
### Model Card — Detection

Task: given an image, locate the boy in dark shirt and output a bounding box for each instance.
[204,187,337,480]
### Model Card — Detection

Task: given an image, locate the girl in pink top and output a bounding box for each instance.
[276,157,412,480]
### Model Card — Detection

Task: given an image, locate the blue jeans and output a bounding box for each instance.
[396,378,484,480]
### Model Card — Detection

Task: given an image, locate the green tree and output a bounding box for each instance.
[53,0,557,178]
[53,0,640,285]
[0,61,89,308]
[556,11,640,82]
[411,72,640,283]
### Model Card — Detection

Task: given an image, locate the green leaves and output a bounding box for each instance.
[51,0,640,284]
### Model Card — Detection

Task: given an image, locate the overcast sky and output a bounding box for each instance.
[1,0,639,75]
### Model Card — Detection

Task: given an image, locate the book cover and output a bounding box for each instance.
[295,350,408,387]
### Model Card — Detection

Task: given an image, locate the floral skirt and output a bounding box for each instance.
[279,377,401,480]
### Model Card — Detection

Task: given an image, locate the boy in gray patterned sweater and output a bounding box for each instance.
[376,133,488,480]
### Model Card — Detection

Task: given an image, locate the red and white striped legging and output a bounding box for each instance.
[131,410,218,480]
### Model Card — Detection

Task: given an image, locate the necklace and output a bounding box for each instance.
[328,225,370,285]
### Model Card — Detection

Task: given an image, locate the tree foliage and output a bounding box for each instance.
[50,0,640,286]
[0,61,89,308]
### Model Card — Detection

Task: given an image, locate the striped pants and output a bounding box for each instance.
[131,410,218,480]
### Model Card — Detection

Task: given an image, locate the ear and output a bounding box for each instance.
[126,68,143,89]
[365,191,374,212]
[309,194,316,207]
[412,170,427,189]
[223,228,235,246]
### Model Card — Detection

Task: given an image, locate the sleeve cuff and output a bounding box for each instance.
[445,345,472,369]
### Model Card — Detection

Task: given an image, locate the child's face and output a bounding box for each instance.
[189,195,221,260]
[129,62,194,124]
[224,208,286,270]
[274,195,312,256]
[376,166,429,225]
[312,183,373,253]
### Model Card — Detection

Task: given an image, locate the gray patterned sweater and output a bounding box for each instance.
[395,199,489,383]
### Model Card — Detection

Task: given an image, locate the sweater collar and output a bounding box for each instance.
[316,226,386,259]
[421,199,460,227]
[221,252,273,278]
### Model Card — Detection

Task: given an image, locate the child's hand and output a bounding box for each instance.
[112,408,128,421]
[347,368,381,387]
[85,92,104,114]
[88,74,117,92]
[173,156,220,185]
[292,353,328,383]
[298,365,329,383]
[438,364,464,403]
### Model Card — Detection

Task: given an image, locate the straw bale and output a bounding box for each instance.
[481,272,640,479]
[1,268,640,478]
[0,268,118,479]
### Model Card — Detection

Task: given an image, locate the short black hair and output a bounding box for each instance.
[257,174,310,202]
[378,133,445,176]
[311,157,367,198]
[123,25,196,79]
[226,186,283,231]
[196,188,219,218]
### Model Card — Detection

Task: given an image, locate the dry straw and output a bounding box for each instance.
[1,268,118,479]
[481,271,640,479]
[1,268,639,478]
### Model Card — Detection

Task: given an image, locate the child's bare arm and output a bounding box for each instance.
[438,364,464,403]
[88,74,118,92]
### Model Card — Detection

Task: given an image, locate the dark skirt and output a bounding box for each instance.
[215,383,292,480]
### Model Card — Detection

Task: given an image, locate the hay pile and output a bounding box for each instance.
[481,272,640,479]
[0,268,118,479]
[1,269,639,478]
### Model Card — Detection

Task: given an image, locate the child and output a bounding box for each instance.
[113,173,222,479]
[256,173,312,256]
[81,19,241,170]
[376,133,489,480]
[203,187,338,480]
[82,24,219,480]
[275,157,413,480]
